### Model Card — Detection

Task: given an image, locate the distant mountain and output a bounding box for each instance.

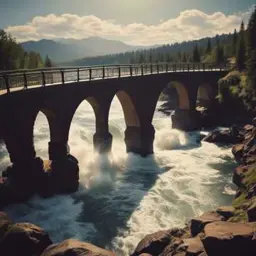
[20,37,150,63]
[63,33,234,67]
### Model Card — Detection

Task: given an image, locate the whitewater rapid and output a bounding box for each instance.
[0,97,236,255]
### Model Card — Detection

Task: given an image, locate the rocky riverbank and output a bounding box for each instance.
[0,120,256,256]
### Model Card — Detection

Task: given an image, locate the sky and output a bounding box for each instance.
[0,0,255,45]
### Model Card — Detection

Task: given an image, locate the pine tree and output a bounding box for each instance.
[182,53,187,63]
[44,55,53,67]
[246,6,256,94]
[215,45,224,65]
[193,44,200,62]
[232,29,237,55]
[236,21,246,71]
[205,38,212,54]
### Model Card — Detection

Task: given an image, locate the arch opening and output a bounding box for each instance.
[68,98,96,164]
[33,110,51,159]
[156,81,190,116]
[196,84,213,111]
[0,139,11,174]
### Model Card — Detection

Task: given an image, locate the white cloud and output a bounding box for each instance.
[5,7,253,45]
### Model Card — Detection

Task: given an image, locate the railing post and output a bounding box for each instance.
[166,63,168,72]
[187,64,189,72]
[150,63,153,74]
[61,69,65,84]
[157,63,159,73]
[141,64,144,76]
[3,74,10,94]
[118,66,121,78]
[102,66,105,79]
[41,71,46,86]
[130,65,133,76]
[77,68,80,82]
[23,72,27,89]
[89,68,92,80]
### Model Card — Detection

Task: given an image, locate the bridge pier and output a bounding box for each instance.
[93,132,113,153]
[171,109,200,131]
[125,125,155,157]
[46,141,79,196]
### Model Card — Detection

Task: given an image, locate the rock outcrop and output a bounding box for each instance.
[41,239,115,256]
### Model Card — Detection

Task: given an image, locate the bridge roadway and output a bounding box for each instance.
[0,62,226,94]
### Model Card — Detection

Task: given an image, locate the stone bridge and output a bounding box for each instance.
[0,63,228,201]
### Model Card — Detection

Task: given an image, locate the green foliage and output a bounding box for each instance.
[0,29,43,70]
[246,6,256,103]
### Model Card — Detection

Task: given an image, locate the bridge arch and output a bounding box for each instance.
[116,91,140,127]
[196,83,214,109]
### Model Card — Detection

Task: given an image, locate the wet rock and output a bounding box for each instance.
[247,199,256,222]
[41,239,115,256]
[38,156,79,197]
[190,212,224,236]
[216,206,235,220]
[232,165,248,188]
[202,221,256,256]
[203,129,243,144]
[132,230,173,256]
[232,144,244,163]
[0,222,52,256]
[252,117,256,126]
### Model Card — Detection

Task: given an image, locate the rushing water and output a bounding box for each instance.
[0,97,237,255]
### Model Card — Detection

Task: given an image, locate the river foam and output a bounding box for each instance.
[1,97,236,255]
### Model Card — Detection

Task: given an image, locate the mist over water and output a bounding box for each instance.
[1,97,236,255]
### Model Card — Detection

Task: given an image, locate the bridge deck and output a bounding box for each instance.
[0,63,227,95]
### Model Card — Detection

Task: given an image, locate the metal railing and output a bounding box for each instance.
[0,62,228,94]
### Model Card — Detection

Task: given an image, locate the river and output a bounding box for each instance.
[0,97,236,255]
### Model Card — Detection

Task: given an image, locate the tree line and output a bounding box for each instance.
[0,29,53,71]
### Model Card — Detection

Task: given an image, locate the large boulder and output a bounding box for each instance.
[203,128,243,144]
[202,221,256,256]
[216,206,235,220]
[160,237,205,256]
[0,222,52,256]
[189,212,224,236]
[41,239,115,256]
[131,230,176,256]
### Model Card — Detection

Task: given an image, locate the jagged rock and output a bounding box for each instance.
[0,212,11,241]
[160,237,205,256]
[190,212,224,236]
[0,222,52,256]
[232,165,248,188]
[41,239,115,256]
[232,144,244,163]
[247,199,256,222]
[203,129,243,144]
[132,230,173,256]
[216,206,235,220]
[202,221,256,256]
[182,237,205,255]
